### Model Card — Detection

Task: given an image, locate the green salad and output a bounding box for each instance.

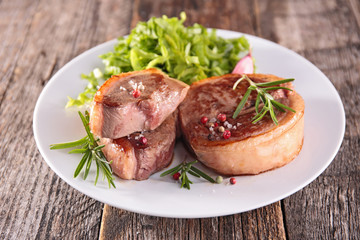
[66,12,250,107]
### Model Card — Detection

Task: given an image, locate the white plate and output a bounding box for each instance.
[33,30,345,218]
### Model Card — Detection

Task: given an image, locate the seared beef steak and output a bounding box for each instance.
[99,111,177,180]
[90,68,189,139]
[179,73,305,175]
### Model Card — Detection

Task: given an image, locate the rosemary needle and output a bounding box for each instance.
[161,159,216,190]
[50,111,116,188]
[232,75,296,125]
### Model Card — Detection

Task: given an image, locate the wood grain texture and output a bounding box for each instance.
[0,0,359,239]
[99,202,286,240]
[257,0,360,239]
[0,0,132,239]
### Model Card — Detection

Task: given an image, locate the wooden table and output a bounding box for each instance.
[1,0,359,239]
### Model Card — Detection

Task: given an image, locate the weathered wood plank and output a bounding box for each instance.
[100,202,287,240]
[184,0,259,35]
[0,0,132,239]
[201,202,286,240]
[284,175,360,239]
[0,0,103,238]
[258,0,360,52]
[256,0,360,239]
[100,205,202,240]
[0,0,38,104]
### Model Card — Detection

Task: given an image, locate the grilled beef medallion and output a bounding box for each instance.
[179,73,305,175]
[90,68,189,139]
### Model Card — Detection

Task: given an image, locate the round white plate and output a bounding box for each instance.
[33,29,345,218]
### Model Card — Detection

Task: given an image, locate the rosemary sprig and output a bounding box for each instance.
[160,160,216,190]
[50,111,116,188]
[232,75,296,125]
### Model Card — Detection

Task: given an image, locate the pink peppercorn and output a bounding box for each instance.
[139,136,147,145]
[230,177,236,184]
[173,172,181,180]
[217,113,226,122]
[132,89,141,98]
[223,130,231,139]
[200,116,208,125]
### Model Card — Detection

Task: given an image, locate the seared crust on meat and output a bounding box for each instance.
[179,73,304,175]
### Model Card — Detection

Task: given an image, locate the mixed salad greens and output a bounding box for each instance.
[66,12,251,107]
